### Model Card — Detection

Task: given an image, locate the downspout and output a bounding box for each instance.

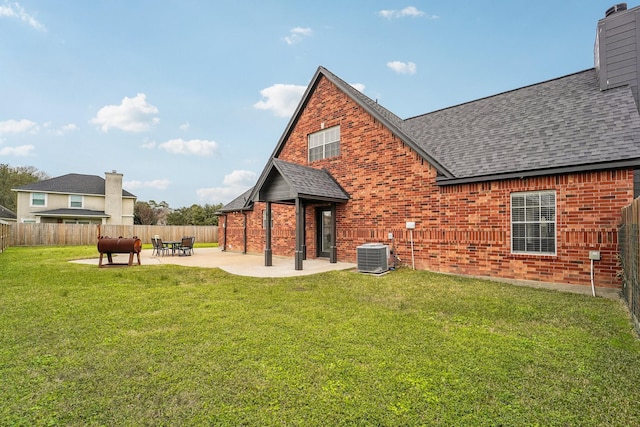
[222,213,227,251]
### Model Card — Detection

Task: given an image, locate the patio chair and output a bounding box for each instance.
[178,236,194,256]
[153,238,168,256]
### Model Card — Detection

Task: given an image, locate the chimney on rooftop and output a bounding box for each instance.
[605,3,627,17]
[595,3,640,110]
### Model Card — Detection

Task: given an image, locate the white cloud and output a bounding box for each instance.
[141,139,156,149]
[378,6,437,19]
[351,83,366,92]
[254,84,306,118]
[0,144,35,156]
[179,121,190,131]
[0,119,38,135]
[0,2,46,31]
[49,123,78,136]
[124,179,170,190]
[90,93,159,132]
[158,138,218,155]
[196,169,257,204]
[284,27,312,45]
[387,61,417,75]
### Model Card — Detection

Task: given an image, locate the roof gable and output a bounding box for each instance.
[12,173,136,197]
[257,159,349,204]
[268,66,453,179]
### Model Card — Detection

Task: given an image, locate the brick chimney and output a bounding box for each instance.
[595,3,640,110]
[104,170,123,225]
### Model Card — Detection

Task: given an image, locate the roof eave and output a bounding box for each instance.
[435,159,640,186]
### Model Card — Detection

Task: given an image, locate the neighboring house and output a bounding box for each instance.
[12,171,136,225]
[0,205,17,223]
[219,4,640,289]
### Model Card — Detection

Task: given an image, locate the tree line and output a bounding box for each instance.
[134,200,223,226]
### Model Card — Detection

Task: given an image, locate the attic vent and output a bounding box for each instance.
[357,243,389,274]
[605,3,627,17]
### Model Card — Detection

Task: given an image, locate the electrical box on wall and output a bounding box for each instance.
[406,221,415,229]
[589,250,601,261]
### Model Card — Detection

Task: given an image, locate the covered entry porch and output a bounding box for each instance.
[255,159,350,270]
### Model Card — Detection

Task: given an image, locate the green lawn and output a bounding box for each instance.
[1,246,639,426]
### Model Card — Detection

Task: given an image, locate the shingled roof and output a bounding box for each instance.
[404,69,640,184]
[0,204,16,220]
[12,173,136,197]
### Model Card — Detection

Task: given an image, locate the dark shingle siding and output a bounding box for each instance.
[403,69,640,179]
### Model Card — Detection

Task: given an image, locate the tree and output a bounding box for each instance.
[0,164,49,212]
[134,201,157,225]
[134,200,171,225]
[166,203,222,225]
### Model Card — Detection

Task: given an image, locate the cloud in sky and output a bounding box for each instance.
[254,84,306,118]
[196,169,257,204]
[0,119,38,134]
[47,123,78,136]
[387,61,417,75]
[351,83,366,92]
[0,2,46,31]
[378,6,437,19]
[158,138,218,155]
[0,144,35,156]
[284,27,312,45]
[90,93,159,132]
[124,179,170,190]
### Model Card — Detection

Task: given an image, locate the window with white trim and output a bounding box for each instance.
[31,193,46,207]
[69,195,83,208]
[308,126,340,162]
[511,191,556,255]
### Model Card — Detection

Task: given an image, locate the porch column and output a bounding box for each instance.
[264,201,272,266]
[330,203,337,263]
[295,198,304,270]
[302,203,307,260]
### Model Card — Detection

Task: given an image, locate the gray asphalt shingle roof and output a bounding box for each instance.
[403,69,640,180]
[219,187,254,212]
[34,208,109,217]
[12,173,136,197]
[272,159,349,201]
[0,204,16,220]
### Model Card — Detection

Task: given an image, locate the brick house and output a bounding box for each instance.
[220,4,640,289]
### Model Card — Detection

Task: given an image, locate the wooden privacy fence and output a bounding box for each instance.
[9,224,218,247]
[0,222,10,253]
[619,198,640,335]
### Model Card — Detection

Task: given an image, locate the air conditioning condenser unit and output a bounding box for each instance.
[356,243,389,274]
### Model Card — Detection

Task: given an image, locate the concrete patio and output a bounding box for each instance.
[73,247,357,278]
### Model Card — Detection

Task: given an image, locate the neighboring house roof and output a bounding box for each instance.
[33,208,110,218]
[0,204,16,220]
[12,173,136,197]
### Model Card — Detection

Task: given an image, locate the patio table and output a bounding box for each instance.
[163,241,181,256]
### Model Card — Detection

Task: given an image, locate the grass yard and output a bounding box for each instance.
[1,246,639,426]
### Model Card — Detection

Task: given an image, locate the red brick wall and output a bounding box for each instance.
[221,75,632,288]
